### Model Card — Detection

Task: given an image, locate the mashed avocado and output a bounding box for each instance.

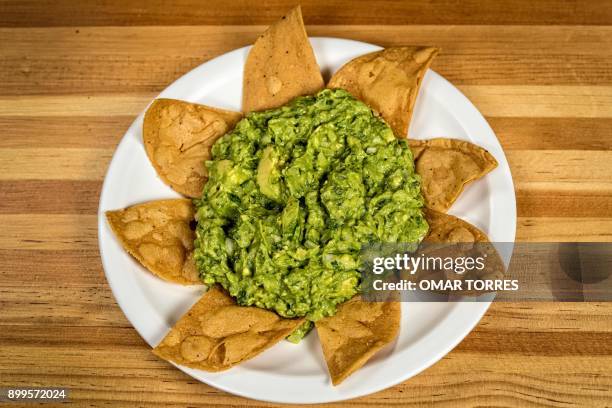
[194,89,427,341]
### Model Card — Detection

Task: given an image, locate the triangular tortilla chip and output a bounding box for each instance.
[417,209,506,294]
[424,208,489,243]
[409,138,498,212]
[242,6,324,112]
[106,199,200,285]
[328,46,439,137]
[316,297,400,385]
[153,286,304,371]
[143,99,242,198]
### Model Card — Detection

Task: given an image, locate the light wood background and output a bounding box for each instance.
[1,1,611,406]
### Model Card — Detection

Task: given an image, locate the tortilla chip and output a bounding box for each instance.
[417,209,506,294]
[105,199,200,285]
[316,297,400,385]
[153,286,303,371]
[409,138,498,212]
[328,46,439,137]
[242,6,324,112]
[143,99,242,198]
[424,208,489,243]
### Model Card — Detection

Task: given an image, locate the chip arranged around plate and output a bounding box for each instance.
[105,5,502,386]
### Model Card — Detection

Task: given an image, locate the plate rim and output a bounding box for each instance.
[98,37,516,404]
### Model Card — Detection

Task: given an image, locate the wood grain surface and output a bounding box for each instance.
[1,1,611,406]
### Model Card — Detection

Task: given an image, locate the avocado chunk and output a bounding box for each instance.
[257,146,283,202]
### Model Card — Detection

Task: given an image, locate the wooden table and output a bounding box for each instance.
[1,1,611,406]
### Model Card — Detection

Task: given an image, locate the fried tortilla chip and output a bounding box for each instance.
[105,199,200,285]
[424,208,489,243]
[242,6,324,112]
[409,138,498,212]
[153,286,304,371]
[417,209,506,294]
[143,99,242,198]
[328,46,439,137]
[316,297,400,385]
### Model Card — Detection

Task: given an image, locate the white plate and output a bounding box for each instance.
[98,38,516,404]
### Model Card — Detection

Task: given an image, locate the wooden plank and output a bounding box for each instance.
[3,26,610,59]
[3,52,610,95]
[0,117,129,148]
[0,152,611,219]
[4,26,610,59]
[2,117,611,151]
[1,26,612,95]
[0,286,128,327]
[0,26,612,95]
[0,347,610,407]
[0,250,105,286]
[0,180,102,214]
[0,148,111,180]
[1,179,610,218]
[0,304,612,342]
[482,303,612,333]
[0,95,153,117]
[508,150,612,217]
[490,117,612,151]
[1,0,610,26]
[510,150,612,218]
[2,324,609,354]
[507,150,612,183]
[0,158,607,224]
[2,148,610,183]
[517,217,612,242]
[2,86,611,119]
[516,187,612,218]
[459,85,612,118]
[1,284,611,332]
[0,326,145,348]
[0,214,98,250]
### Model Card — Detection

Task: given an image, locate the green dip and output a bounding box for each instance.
[194,89,427,342]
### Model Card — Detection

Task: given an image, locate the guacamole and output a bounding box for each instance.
[194,89,427,341]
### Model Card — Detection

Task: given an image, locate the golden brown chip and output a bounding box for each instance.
[328,46,439,137]
[424,208,489,243]
[315,297,400,385]
[143,99,242,198]
[409,138,498,212]
[416,209,506,294]
[242,6,324,112]
[105,199,200,285]
[153,286,304,371]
